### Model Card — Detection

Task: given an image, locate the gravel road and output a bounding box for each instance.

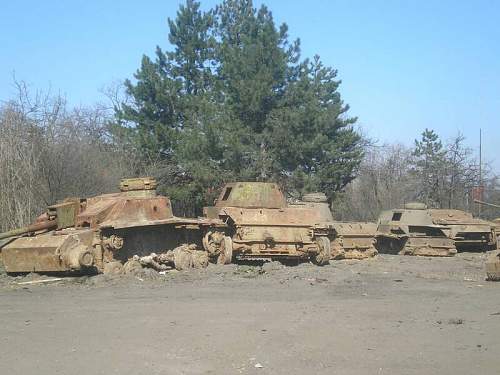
[0,253,498,375]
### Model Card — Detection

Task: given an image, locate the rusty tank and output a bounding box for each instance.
[473,200,500,281]
[474,199,500,244]
[203,182,334,265]
[0,178,223,274]
[291,193,378,260]
[427,209,497,251]
[376,203,457,257]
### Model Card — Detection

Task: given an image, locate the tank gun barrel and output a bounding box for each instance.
[0,219,57,240]
[474,200,500,209]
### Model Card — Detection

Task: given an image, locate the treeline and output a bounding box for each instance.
[0,82,139,232]
[334,130,500,221]
[1,82,498,232]
[1,0,499,232]
[113,0,364,216]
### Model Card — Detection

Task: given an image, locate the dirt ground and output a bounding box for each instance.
[0,253,499,375]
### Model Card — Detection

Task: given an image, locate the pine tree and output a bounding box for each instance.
[266,55,362,198]
[412,128,447,207]
[114,0,364,213]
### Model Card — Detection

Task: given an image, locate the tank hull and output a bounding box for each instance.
[376,205,458,257]
[0,178,221,274]
[330,222,378,260]
[376,234,457,257]
[204,183,334,265]
[429,209,497,251]
[2,230,96,273]
[290,199,378,260]
[220,207,332,264]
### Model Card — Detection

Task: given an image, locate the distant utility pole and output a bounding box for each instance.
[478,128,482,217]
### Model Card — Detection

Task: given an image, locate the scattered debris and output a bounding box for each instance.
[17,278,63,285]
[261,261,283,273]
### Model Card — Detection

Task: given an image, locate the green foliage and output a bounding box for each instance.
[412,128,447,206]
[115,0,364,214]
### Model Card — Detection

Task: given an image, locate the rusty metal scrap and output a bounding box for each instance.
[428,209,497,251]
[291,194,378,260]
[0,178,221,274]
[376,203,457,257]
[204,182,334,264]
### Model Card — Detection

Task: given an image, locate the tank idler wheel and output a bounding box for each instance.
[203,231,225,258]
[314,236,331,266]
[217,236,233,265]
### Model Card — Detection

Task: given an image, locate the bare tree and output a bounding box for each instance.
[333,143,417,221]
[0,81,139,232]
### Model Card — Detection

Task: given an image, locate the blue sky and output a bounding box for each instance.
[1,0,499,171]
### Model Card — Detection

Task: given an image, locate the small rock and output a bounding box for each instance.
[261,261,283,273]
[254,363,264,368]
[121,259,143,275]
[140,268,160,280]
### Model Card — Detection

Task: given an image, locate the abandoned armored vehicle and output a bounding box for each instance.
[291,193,378,260]
[203,182,334,265]
[427,209,497,251]
[376,203,457,257]
[0,178,223,274]
[474,200,500,245]
[473,200,500,280]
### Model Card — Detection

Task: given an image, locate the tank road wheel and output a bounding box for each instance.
[202,231,216,256]
[314,236,331,266]
[217,236,233,265]
[203,231,233,265]
[203,231,225,257]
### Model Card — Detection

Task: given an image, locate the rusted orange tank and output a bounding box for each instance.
[376,203,457,257]
[428,209,497,251]
[203,182,334,264]
[291,193,378,260]
[0,178,221,274]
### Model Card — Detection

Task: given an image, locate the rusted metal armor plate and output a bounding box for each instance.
[376,205,458,256]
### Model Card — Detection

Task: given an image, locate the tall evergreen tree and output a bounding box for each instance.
[115,0,364,213]
[266,55,362,198]
[167,0,216,95]
[412,128,447,207]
